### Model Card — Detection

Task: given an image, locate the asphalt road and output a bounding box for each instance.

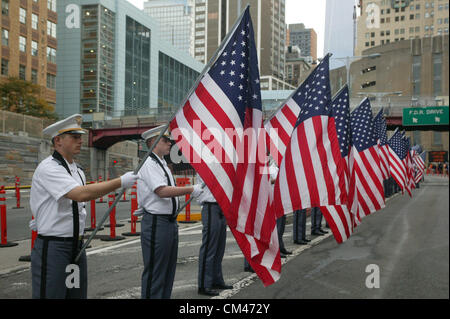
[0,176,448,299]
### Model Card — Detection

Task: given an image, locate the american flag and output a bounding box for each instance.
[388,130,408,194]
[265,56,331,166]
[413,151,426,183]
[349,98,385,223]
[169,8,280,286]
[320,85,354,243]
[273,54,348,216]
[414,149,426,172]
[411,149,425,184]
[403,136,415,195]
[374,110,390,180]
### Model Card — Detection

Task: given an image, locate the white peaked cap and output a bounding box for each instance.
[141,125,170,141]
[43,114,87,138]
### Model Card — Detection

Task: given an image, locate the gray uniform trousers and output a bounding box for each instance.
[311,207,323,233]
[141,213,178,299]
[276,215,287,251]
[198,203,227,289]
[31,236,87,299]
[293,209,307,242]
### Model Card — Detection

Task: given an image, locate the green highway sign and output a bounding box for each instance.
[403,106,449,126]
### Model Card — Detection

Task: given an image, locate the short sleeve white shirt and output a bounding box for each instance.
[30,155,87,237]
[137,153,179,215]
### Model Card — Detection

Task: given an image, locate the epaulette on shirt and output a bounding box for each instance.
[52,157,62,166]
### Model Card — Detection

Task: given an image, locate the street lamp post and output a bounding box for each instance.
[332,53,381,95]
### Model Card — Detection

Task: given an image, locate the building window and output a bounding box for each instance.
[361,81,376,88]
[362,66,376,74]
[433,132,442,145]
[19,7,27,24]
[413,131,421,145]
[32,41,38,56]
[31,69,38,84]
[1,59,8,76]
[47,21,57,38]
[32,14,39,30]
[19,36,27,52]
[19,65,26,80]
[47,0,56,12]
[433,53,442,96]
[47,47,56,63]
[412,55,421,96]
[1,0,8,16]
[46,73,56,89]
[1,29,8,46]
[125,16,150,115]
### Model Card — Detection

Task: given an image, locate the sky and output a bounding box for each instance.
[126,0,326,56]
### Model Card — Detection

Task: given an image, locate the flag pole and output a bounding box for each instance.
[75,5,251,263]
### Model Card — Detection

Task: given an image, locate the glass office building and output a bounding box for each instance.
[143,0,193,56]
[56,0,203,120]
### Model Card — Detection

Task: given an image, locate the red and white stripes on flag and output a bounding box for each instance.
[348,146,386,223]
[348,99,385,224]
[265,99,300,166]
[264,63,325,167]
[414,151,426,171]
[388,148,407,193]
[170,8,280,286]
[413,151,425,183]
[405,151,415,195]
[378,143,390,180]
[319,85,354,243]
[273,116,346,214]
[387,130,408,194]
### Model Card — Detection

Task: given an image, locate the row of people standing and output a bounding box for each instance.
[29,114,331,299]
[29,115,233,299]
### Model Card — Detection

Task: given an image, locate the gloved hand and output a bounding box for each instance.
[191,184,204,198]
[120,171,139,189]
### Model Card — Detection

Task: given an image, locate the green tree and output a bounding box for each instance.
[0,77,58,119]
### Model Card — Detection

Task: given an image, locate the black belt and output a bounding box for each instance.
[37,234,83,242]
[143,209,177,222]
[203,202,219,206]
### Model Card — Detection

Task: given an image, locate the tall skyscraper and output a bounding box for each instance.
[143,0,193,56]
[355,0,449,56]
[288,23,317,63]
[191,0,291,89]
[324,0,355,69]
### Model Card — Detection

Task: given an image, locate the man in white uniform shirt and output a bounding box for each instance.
[30,114,138,299]
[137,126,203,299]
[195,175,233,296]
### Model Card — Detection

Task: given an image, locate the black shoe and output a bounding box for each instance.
[244,267,255,273]
[280,253,287,258]
[212,283,233,290]
[318,228,328,234]
[198,288,220,296]
[294,240,308,245]
[280,248,292,255]
[311,231,324,236]
[302,238,311,242]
